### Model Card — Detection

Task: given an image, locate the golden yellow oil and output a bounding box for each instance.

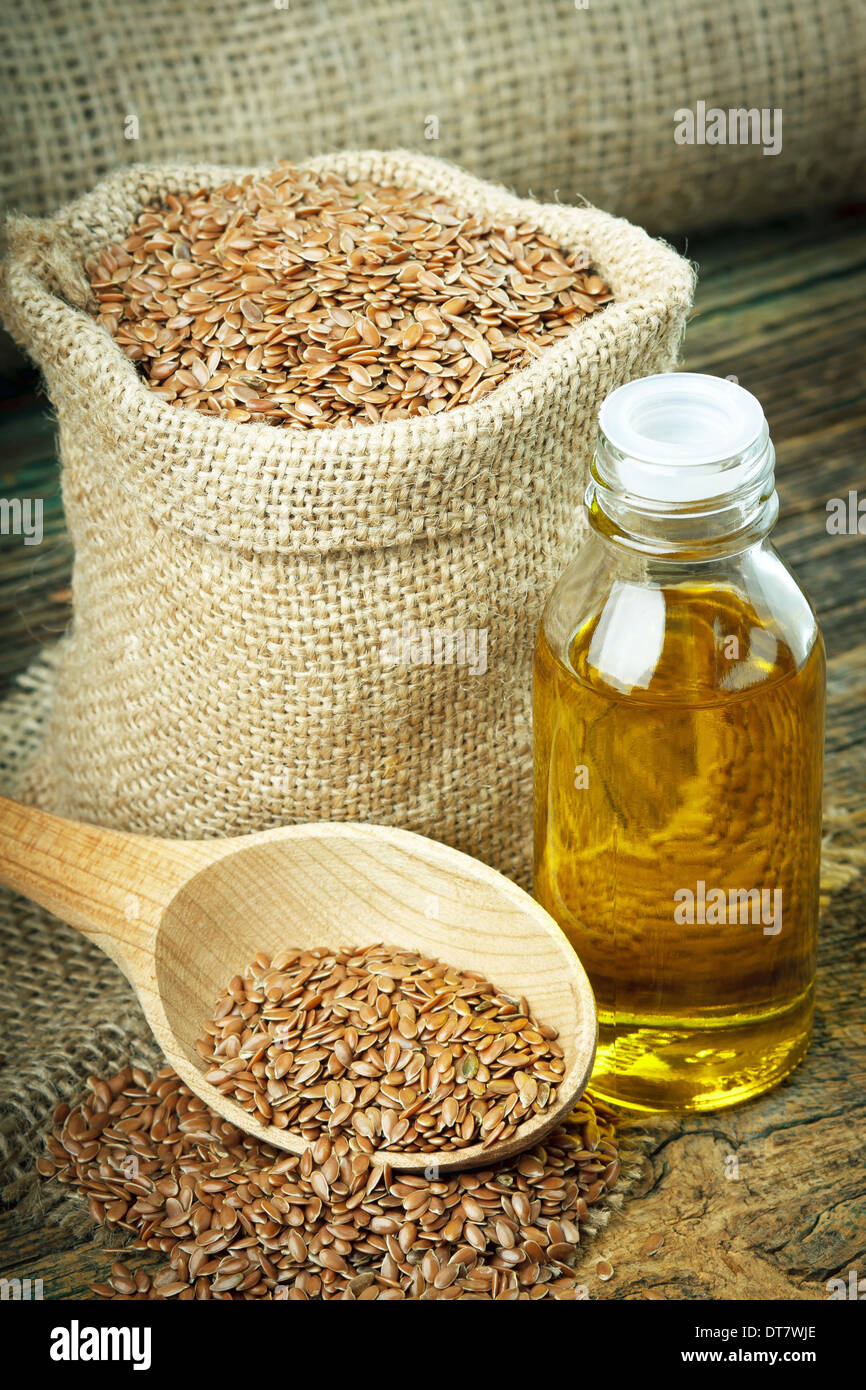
[533,585,825,1113]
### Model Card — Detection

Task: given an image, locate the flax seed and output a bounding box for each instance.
[197,944,563,1154]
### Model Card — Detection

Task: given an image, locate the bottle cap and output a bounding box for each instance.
[597,373,771,504]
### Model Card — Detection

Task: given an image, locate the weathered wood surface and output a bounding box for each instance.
[0,209,863,1300]
[0,393,72,694]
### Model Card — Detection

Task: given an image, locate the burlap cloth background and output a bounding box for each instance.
[2,0,864,235]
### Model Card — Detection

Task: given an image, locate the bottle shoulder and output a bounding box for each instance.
[538,535,824,706]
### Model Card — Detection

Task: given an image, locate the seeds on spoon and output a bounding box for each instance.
[195,943,565,1152]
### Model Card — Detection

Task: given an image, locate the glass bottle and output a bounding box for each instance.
[533,373,825,1113]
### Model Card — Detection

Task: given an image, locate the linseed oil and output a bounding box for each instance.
[534,586,825,1112]
[533,375,826,1112]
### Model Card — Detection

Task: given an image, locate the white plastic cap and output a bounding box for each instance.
[597,373,771,503]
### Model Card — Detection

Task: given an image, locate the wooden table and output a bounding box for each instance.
[1,209,864,1299]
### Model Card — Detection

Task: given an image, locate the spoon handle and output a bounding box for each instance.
[0,795,208,970]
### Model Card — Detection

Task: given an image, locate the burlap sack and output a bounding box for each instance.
[2,0,864,234]
[0,150,694,889]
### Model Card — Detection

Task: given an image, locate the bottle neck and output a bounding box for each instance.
[586,428,778,560]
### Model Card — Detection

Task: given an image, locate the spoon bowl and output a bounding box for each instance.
[0,799,596,1172]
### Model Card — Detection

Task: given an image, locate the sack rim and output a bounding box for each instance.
[1,150,695,553]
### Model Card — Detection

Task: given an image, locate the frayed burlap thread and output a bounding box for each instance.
[0,151,695,888]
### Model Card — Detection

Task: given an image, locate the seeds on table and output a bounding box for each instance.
[196,944,565,1151]
[85,163,613,428]
[44,1065,619,1300]
[639,1232,665,1257]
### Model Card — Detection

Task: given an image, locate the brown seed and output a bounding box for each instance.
[494,1218,516,1249]
[318,1249,348,1273]
[433,1259,462,1290]
[640,1232,665,1257]
[288,1230,307,1262]
[465,1223,486,1251]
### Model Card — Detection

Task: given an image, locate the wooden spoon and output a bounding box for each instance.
[0,797,596,1173]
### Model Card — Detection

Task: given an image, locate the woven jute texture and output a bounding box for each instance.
[2,0,864,235]
[0,150,694,891]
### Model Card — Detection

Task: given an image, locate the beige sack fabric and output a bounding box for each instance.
[2,0,864,234]
[0,151,693,887]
